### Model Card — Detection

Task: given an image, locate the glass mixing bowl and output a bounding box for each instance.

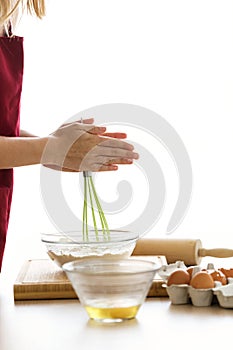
[63,258,160,323]
[41,230,139,268]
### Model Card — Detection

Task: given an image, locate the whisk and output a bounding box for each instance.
[82,171,110,241]
[80,118,110,240]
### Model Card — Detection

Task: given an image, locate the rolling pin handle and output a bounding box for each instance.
[198,248,233,258]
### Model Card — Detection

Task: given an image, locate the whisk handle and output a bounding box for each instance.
[83,171,92,177]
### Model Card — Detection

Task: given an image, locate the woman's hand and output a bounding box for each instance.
[42,118,139,172]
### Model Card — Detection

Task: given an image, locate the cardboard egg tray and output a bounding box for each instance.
[159,261,233,308]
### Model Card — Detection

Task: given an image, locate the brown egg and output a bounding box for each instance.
[186,266,194,279]
[190,271,215,289]
[167,269,190,286]
[219,268,233,278]
[210,270,227,285]
[186,266,200,279]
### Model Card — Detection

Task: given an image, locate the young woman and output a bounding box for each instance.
[0,0,139,269]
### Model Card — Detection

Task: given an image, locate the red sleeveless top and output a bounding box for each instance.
[0,29,24,270]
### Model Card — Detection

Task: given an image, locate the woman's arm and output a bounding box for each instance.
[19,130,38,137]
[0,136,47,168]
[0,122,138,171]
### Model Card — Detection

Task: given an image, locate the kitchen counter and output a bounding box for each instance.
[0,263,232,350]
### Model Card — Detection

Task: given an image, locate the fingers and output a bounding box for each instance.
[72,122,107,135]
[92,164,119,172]
[97,138,135,151]
[61,118,94,127]
[91,159,134,171]
[58,120,128,141]
[102,132,127,139]
[79,118,94,124]
[95,143,139,159]
[87,126,107,134]
[96,158,135,171]
[105,158,133,165]
[63,122,106,135]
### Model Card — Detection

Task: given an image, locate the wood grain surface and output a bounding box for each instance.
[14,256,168,301]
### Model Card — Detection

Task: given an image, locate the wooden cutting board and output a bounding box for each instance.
[13,256,168,301]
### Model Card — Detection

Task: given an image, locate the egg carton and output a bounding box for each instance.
[159,261,233,308]
[158,262,216,281]
[158,261,187,281]
[213,283,233,308]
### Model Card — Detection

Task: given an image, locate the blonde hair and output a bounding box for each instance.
[0,0,46,25]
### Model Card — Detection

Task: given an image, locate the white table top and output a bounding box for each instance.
[0,261,232,350]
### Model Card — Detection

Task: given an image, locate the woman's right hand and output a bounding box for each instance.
[41,121,139,172]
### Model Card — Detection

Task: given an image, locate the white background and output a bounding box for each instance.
[3,0,233,272]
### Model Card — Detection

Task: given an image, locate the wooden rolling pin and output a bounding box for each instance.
[132,238,233,265]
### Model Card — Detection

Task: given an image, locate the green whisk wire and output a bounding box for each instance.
[89,177,110,236]
[80,117,110,240]
[82,175,88,240]
[82,172,110,241]
[87,176,99,240]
